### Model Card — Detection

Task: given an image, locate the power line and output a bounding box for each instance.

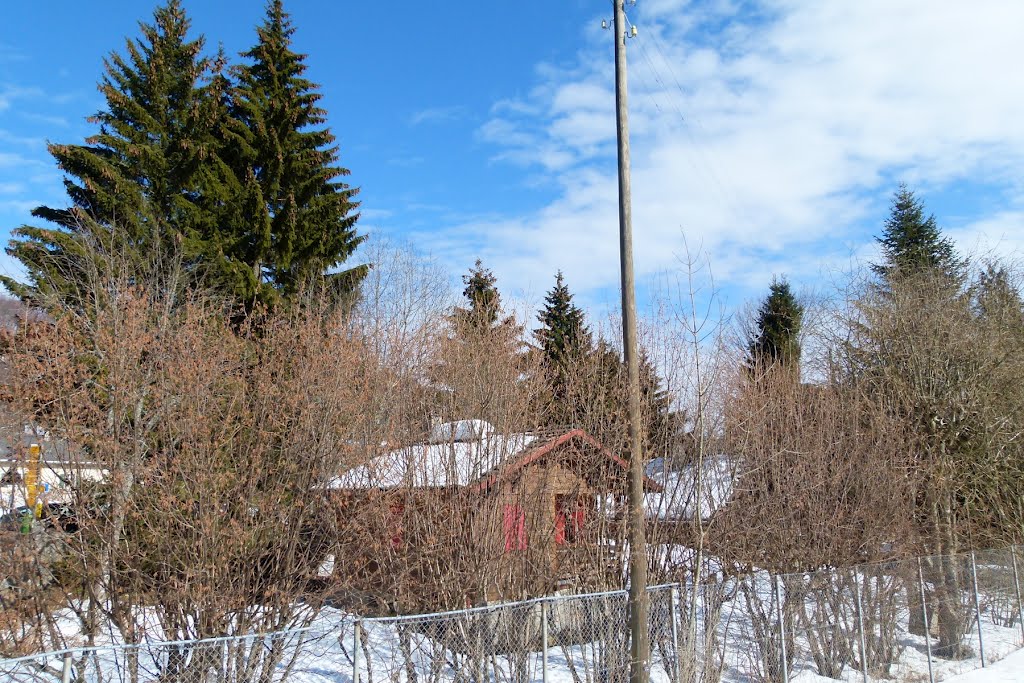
[621,3,761,236]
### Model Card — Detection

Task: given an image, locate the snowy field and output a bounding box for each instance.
[942,647,1024,682]
[2,565,1023,683]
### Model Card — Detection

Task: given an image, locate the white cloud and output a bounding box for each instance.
[409,105,465,126]
[0,249,28,294]
[443,0,1024,311]
[0,85,41,111]
[0,199,40,215]
[386,156,425,168]
[360,208,395,222]
[21,112,69,128]
[0,130,45,148]
[948,210,1024,263]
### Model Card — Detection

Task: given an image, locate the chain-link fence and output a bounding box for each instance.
[0,620,359,683]
[3,547,1023,682]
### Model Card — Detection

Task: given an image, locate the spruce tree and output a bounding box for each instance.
[2,1,226,303]
[534,271,592,426]
[845,186,1018,612]
[975,264,1023,317]
[453,259,508,332]
[573,336,673,459]
[534,271,591,366]
[434,259,524,427]
[638,350,674,456]
[748,277,804,372]
[872,183,962,286]
[225,0,364,308]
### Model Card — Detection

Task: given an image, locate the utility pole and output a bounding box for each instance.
[612,2,649,683]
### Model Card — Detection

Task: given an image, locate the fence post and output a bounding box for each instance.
[61,652,72,683]
[918,558,935,683]
[970,551,986,666]
[1012,545,1024,644]
[353,620,362,683]
[853,568,868,683]
[774,575,789,683]
[542,599,549,683]
[669,585,680,683]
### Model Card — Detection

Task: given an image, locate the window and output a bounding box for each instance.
[555,495,586,545]
[503,504,527,551]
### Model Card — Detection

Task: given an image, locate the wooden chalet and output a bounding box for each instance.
[326,421,662,611]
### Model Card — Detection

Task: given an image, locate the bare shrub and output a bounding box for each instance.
[2,255,377,654]
[839,264,1024,657]
[716,367,915,570]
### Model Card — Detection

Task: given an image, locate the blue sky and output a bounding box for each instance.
[1,0,1022,323]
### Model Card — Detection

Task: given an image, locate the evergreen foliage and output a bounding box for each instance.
[974,263,1024,324]
[534,271,591,366]
[533,271,591,427]
[223,0,364,309]
[3,1,227,303]
[2,0,364,313]
[583,338,673,458]
[748,277,804,372]
[433,259,526,428]
[452,259,511,333]
[872,183,962,286]
[844,187,1024,583]
[638,351,674,454]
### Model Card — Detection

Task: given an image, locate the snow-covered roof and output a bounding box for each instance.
[643,455,736,521]
[329,427,536,489]
[329,422,666,493]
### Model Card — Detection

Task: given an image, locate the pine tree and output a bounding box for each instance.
[872,183,962,286]
[748,277,804,372]
[2,1,226,303]
[225,0,364,308]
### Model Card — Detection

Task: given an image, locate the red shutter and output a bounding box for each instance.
[503,504,527,551]
[555,497,567,545]
[572,503,586,537]
[389,503,405,549]
[555,496,586,545]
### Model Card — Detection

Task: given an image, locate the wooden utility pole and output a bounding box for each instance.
[612,3,649,683]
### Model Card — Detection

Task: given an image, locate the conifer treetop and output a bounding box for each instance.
[872,183,962,285]
[456,259,502,330]
[748,276,803,372]
[535,270,590,364]
[2,0,222,304]
[225,0,364,307]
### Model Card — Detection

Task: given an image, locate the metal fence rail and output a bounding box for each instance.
[3,546,1023,682]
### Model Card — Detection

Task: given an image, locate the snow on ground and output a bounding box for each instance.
[941,647,1024,682]
[4,580,1021,683]
[0,484,27,512]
